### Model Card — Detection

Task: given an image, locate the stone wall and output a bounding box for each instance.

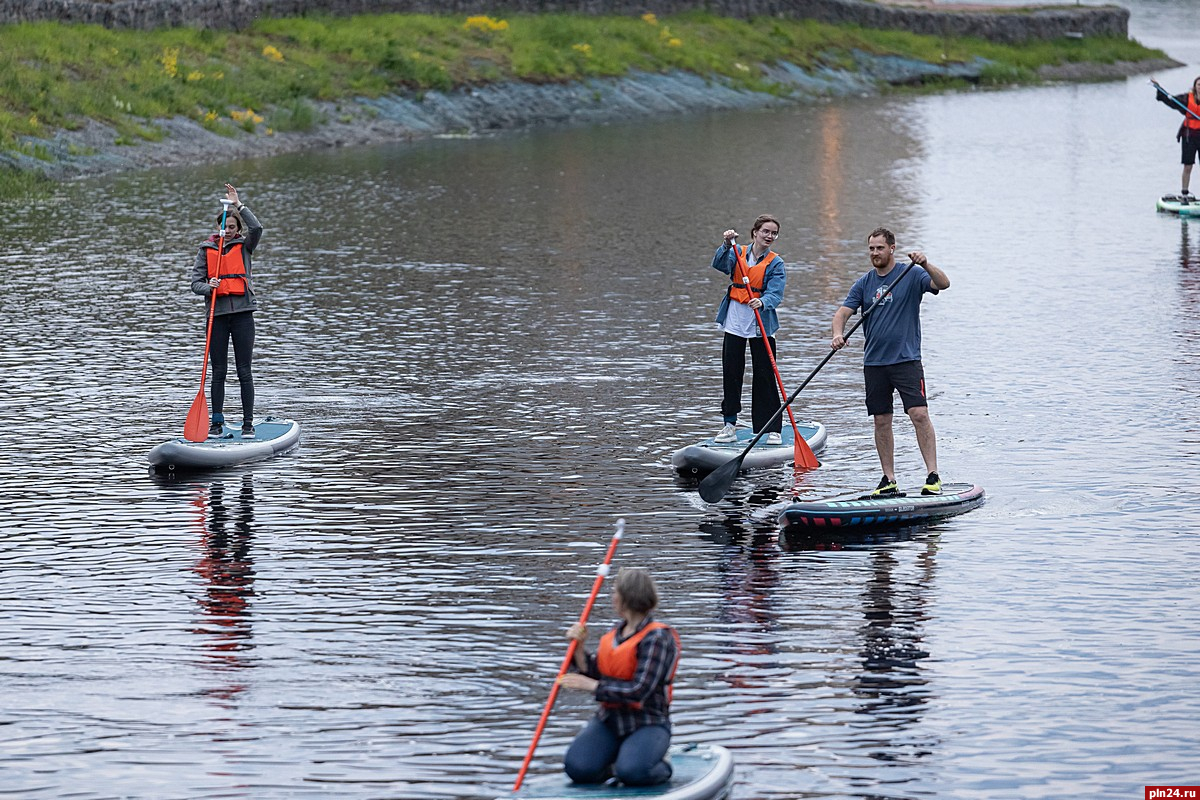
[0,0,1129,44]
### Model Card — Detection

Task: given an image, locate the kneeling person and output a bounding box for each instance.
[559,567,680,787]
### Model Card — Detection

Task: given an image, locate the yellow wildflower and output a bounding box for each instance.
[186,71,204,82]
[667,38,683,48]
[160,47,179,78]
[641,13,658,25]
[262,45,284,63]
[463,15,509,33]
[572,43,592,57]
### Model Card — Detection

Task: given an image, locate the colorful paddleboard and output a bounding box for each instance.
[501,743,733,800]
[779,482,985,529]
[147,416,300,473]
[1156,195,1200,217]
[671,421,826,474]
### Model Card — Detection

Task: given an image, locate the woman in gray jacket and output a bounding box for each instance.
[190,183,263,438]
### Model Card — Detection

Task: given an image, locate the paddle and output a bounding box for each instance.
[183,198,233,442]
[739,271,819,470]
[513,519,625,792]
[1151,79,1200,124]
[698,259,918,504]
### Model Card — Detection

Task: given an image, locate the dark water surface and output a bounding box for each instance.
[3,3,1198,798]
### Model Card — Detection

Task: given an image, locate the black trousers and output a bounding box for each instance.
[208,310,255,422]
[721,332,781,434]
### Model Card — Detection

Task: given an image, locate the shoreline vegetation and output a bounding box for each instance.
[0,10,1174,195]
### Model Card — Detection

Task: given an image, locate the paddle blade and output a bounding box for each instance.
[698,455,744,503]
[794,430,820,470]
[183,389,209,442]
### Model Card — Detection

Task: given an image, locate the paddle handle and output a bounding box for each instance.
[513,519,626,792]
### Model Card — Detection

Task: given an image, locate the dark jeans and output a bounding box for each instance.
[563,717,672,787]
[721,332,781,433]
[208,310,255,423]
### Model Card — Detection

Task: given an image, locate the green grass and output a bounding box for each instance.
[0,11,1166,165]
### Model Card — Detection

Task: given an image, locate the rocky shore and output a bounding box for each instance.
[7,47,1177,184]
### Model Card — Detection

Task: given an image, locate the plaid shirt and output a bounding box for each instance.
[577,616,678,738]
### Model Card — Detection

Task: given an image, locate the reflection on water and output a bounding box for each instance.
[3,2,1200,796]
[191,475,257,704]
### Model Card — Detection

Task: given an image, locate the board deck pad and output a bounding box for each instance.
[779,482,985,529]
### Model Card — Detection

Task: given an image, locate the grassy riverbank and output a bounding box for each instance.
[0,11,1166,193]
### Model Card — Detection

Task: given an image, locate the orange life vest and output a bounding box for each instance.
[728,245,777,305]
[1188,93,1200,131]
[206,241,248,297]
[597,621,680,710]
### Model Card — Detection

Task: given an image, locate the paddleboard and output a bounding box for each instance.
[778,482,985,529]
[671,421,826,474]
[1156,195,1200,217]
[147,416,300,473]
[501,743,733,800]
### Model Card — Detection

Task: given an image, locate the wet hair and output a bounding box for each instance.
[867,227,895,245]
[614,567,659,614]
[216,210,244,233]
[751,214,780,236]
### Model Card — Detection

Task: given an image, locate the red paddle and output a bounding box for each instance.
[513,519,625,792]
[183,199,233,442]
[742,273,819,469]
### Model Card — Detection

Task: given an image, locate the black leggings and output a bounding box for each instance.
[721,332,781,434]
[208,310,255,422]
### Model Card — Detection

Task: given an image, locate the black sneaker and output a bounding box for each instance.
[208,422,223,438]
[922,472,942,495]
[872,475,899,497]
[241,425,255,439]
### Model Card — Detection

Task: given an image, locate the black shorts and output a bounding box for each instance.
[864,360,927,416]
[1184,134,1200,166]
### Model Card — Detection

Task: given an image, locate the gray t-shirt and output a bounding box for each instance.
[841,263,937,366]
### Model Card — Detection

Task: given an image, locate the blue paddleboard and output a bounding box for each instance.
[147,416,300,473]
[1156,195,1200,217]
[671,422,826,474]
[779,482,985,529]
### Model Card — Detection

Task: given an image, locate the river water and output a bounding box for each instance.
[3,3,1198,799]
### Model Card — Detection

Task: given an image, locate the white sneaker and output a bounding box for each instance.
[765,432,782,445]
[714,423,738,443]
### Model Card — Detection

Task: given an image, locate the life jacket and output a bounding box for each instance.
[597,621,680,710]
[728,245,777,305]
[1188,93,1200,132]
[206,240,248,296]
